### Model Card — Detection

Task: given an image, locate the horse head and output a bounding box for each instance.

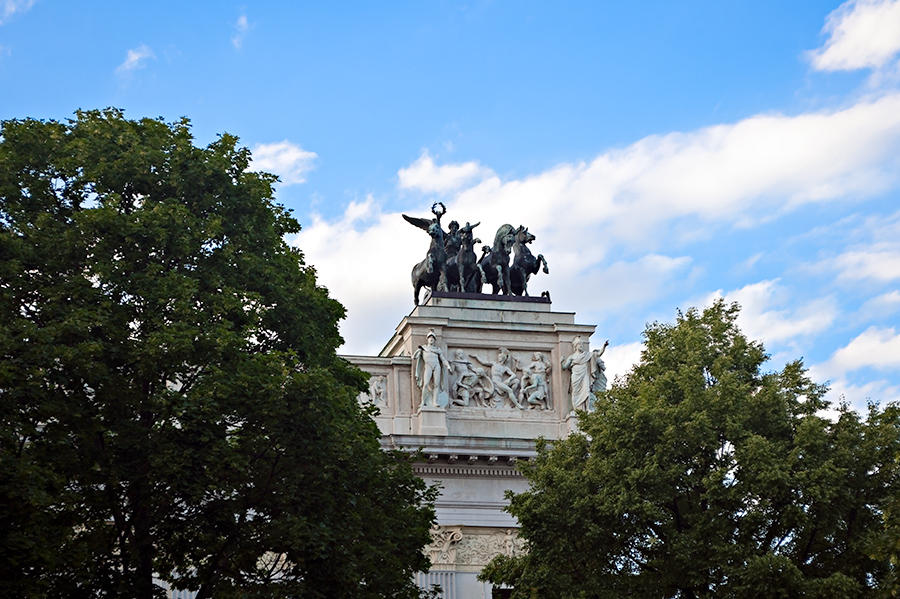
[493,224,516,253]
[427,221,443,241]
[515,225,536,245]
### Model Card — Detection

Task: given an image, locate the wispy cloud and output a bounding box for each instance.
[833,244,900,281]
[821,326,900,375]
[116,44,154,75]
[810,325,900,409]
[809,0,900,71]
[398,150,492,193]
[298,92,900,353]
[603,341,644,384]
[706,280,838,347]
[250,140,317,185]
[0,0,35,25]
[812,210,900,282]
[232,14,249,49]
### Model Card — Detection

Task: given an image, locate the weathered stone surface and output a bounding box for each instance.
[341,294,603,594]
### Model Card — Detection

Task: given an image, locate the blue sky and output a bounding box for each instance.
[2,1,899,411]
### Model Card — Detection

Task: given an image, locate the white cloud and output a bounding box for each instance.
[818,211,900,282]
[810,326,900,411]
[833,244,900,281]
[0,0,35,25]
[553,254,692,317]
[292,198,425,355]
[809,0,900,71]
[822,326,900,375]
[398,151,492,193]
[232,14,249,49]
[826,377,900,408]
[250,141,317,185]
[859,289,900,316]
[298,93,900,353]
[706,280,838,346]
[602,341,644,384]
[116,44,154,74]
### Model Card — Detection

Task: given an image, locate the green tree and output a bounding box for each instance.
[0,109,436,598]
[481,301,899,598]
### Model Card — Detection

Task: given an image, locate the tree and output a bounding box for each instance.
[0,109,436,598]
[481,301,899,598]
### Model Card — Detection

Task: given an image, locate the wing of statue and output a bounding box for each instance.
[402,214,433,231]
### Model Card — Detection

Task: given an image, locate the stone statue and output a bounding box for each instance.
[591,340,609,393]
[510,225,549,296]
[404,203,449,305]
[561,336,607,412]
[413,329,451,408]
[449,349,493,407]
[519,352,551,410]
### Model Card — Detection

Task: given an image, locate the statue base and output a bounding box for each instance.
[565,411,581,435]
[416,405,449,436]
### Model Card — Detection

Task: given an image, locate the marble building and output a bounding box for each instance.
[342,291,606,598]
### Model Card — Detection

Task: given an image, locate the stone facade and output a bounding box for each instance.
[343,292,600,598]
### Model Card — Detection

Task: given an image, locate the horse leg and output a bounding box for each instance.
[539,254,549,274]
[414,281,422,305]
[475,263,486,293]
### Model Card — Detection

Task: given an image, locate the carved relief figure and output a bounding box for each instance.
[359,374,387,407]
[449,349,493,407]
[413,329,450,408]
[561,336,601,412]
[489,347,522,408]
[520,352,551,410]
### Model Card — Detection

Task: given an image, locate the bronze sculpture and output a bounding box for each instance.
[402,205,550,304]
[509,225,549,296]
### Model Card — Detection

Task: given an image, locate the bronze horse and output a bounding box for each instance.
[445,222,481,292]
[477,224,516,295]
[404,206,452,305]
[510,225,549,296]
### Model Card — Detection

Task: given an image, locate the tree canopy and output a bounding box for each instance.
[0,109,436,598]
[481,301,899,598]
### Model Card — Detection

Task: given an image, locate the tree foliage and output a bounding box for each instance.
[482,301,899,598]
[0,109,436,598]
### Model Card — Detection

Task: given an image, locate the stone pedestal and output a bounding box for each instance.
[416,405,449,436]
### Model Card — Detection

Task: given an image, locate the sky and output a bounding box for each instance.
[2,0,899,412]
